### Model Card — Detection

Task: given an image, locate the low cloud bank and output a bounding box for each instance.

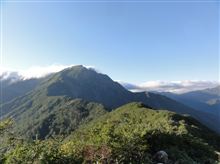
[0,64,74,82]
[120,80,220,94]
[0,64,97,83]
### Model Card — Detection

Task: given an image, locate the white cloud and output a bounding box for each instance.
[1,64,97,81]
[120,80,220,94]
[1,65,219,93]
[19,64,76,79]
[0,71,23,83]
[0,64,101,82]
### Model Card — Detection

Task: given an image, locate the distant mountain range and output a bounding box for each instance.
[159,86,220,133]
[161,86,220,112]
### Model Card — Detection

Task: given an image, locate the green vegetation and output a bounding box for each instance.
[1,102,220,163]
[1,66,220,163]
[1,65,200,117]
[10,97,107,139]
[1,65,209,138]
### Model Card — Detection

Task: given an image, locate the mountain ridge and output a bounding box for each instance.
[1,65,219,135]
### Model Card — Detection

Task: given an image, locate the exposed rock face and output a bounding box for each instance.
[153,150,168,164]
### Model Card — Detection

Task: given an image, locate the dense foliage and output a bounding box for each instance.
[1,103,220,163]
[10,97,107,139]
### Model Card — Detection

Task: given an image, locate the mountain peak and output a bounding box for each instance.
[58,65,99,77]
[61,65,88,73]
[39,65,133,109]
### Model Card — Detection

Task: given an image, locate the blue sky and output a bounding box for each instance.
[1,0,219,83]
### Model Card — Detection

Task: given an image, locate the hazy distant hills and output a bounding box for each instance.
[159,86,220,134]
[0,78,40,104]
[161,86,220,113]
